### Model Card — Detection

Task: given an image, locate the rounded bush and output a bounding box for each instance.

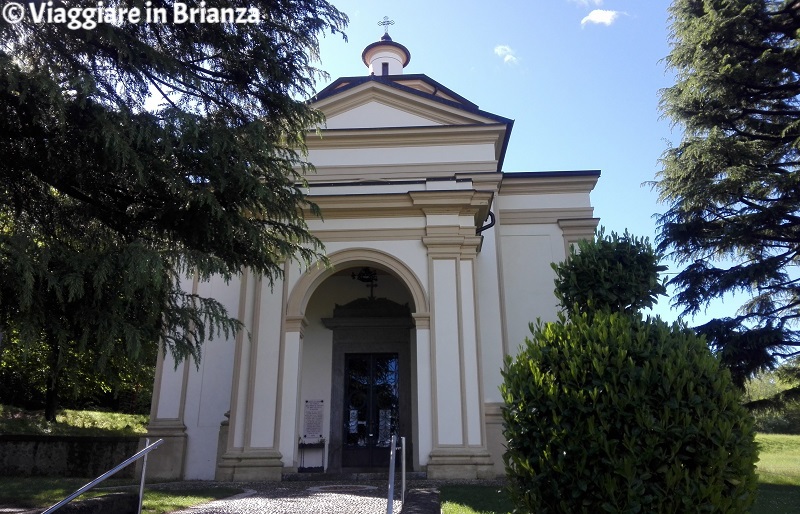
[501,312,758,513]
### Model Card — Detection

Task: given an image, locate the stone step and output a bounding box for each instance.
[282,471,427,482]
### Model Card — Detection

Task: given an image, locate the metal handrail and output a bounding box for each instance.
[42,438,164,514]
[386,435,406,514]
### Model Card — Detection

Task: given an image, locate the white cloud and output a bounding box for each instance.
[580,9,623,27]
[569,0,603,6]
[494,45,518,65]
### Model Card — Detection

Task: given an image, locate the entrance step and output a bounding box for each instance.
[282,471,427,482]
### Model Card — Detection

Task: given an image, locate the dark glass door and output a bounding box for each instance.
[342,353,399,468]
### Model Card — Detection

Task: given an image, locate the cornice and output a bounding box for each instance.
[306,123,508,150]
[499,172,600,195]
[304,189,493,227]
[305,162,500,181]
[558,217,600,237]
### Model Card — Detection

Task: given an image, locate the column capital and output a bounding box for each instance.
[284,315,308,336]
[412,312,431,329]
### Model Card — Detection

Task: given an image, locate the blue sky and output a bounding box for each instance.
[313,0,712,324]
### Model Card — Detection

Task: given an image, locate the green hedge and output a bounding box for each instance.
[501,312,758,513]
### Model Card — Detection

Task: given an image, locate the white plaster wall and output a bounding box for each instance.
[307,216,425,232]
[496,192,590,211]
[432,258,463,445]
[308,144,496,169]
[155,353,185,419]
[474,226,505,404]
[324,101,441,129]
[247,277,285,449]
[459,259,482,446]
[367,49,404,75]
[231,273,255,449]
[498,223,563,358]
[181,274,240,479]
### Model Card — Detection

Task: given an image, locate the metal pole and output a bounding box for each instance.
[401,436,406,505]
[42,438,164,514]
[137,438,150,514]
[386,435,397,514]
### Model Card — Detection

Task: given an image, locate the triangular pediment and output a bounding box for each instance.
[310,76,511,130]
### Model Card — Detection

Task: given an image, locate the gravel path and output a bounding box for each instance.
[168,482,402,514]
[159,478,503,514]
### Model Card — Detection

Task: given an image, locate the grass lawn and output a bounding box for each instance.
[752,433,800,514]
[441,433,800,514]
[0,477,242,513]
[0,403,148,436]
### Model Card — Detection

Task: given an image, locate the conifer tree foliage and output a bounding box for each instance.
[0,1,347,419]
[656,0,800,388]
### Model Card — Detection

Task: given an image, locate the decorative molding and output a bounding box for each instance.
[284,315,308,335]
[558,217,601,256]
[426,447,496,480]
[305,189,490,223]
[412,312,431,329]
[285,248,430,319]
[306,123,509,149]
[499,173,600,195]
[498,207,594,225]
[305,162,500,181]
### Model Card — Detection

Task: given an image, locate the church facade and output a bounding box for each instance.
[144,32,599,481]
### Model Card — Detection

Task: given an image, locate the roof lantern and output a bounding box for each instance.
[361,17,411,76]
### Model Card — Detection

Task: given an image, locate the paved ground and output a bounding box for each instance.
[167,481,404,514]
[159,478,499,514]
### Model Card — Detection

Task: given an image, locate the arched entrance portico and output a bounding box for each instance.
[278,248,432,474]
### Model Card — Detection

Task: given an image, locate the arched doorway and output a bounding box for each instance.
[288,250,429,473]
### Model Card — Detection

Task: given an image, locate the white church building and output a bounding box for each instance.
[145,31,599,481]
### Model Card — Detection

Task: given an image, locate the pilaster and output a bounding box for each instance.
[421,198,491,479]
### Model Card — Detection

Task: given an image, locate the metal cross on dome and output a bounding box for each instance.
[378,16,394,35]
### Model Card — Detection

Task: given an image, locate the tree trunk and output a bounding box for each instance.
[44,336,61,422]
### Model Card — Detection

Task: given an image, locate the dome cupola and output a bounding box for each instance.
[361,17,411,76]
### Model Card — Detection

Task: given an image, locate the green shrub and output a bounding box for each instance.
[501,312,758,513]
[552,229,666,316]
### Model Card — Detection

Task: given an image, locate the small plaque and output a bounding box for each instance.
[303,400,324,439]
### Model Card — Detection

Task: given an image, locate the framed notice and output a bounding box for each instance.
[303,400,324,440]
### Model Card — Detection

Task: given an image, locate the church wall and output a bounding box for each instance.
[497,191,591,211]
[496,222,564,358]
[181,274,241,479]
[324,102,441,129]
[474,225,506,404]
[308,144,496,169]
[241,275,284,449]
